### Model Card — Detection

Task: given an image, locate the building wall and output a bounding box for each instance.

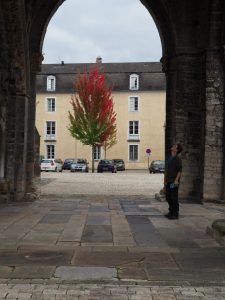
[36,90,165,170]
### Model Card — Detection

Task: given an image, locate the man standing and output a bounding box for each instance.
[164,143,183,219]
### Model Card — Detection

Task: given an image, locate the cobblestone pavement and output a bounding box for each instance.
[0,171,225,299]
[0,281,225,299]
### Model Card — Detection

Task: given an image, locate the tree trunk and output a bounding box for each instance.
[104,144,106,159]
[92,145,95,173]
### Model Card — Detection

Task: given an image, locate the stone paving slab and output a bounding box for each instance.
[0,250,73,266]
[9,266,56,279]
[55,266,117,281]
[38,214,72,224]
[86,215,111,225]
[173,248,225,270]
[71,250,145,267]
[81,225,113,243]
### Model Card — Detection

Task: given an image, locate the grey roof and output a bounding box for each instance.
[36,62,166,93]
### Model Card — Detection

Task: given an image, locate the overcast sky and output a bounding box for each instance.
[42,0,162,64]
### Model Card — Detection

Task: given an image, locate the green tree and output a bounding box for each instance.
[68,67,117,172]
[103,131,117,159]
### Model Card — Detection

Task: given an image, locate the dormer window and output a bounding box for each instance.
[47,75,56,91]
[129,74,139,90]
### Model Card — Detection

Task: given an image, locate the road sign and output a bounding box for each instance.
[146,148,151,169]
[146,148,151,154]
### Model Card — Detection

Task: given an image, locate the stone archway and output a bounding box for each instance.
[0,0,225,202]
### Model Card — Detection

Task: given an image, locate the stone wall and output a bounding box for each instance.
[203,0,225,201]
[0,0,30,201]
[164,53,206,200]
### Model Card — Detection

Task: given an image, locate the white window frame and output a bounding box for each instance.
[128,144,139,161]
[46,97,56,112]
[46,144,55,159]
[47,75,56,91]
[129,74,139,90]
[128,96,139,112]
[128,120,140,140]
[94,145,101,160]
[45,121,56,140]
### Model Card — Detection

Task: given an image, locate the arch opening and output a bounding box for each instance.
[35,0,166,183]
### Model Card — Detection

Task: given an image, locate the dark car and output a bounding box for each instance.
[70,159,89,172]
[62,158,75,170]
[112,159,125,171]
[97,159,117,173]
[149,160,165,173]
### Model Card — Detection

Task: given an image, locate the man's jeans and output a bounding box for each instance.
[166,182,179,215]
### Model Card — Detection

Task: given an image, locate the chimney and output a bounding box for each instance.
[96,56,102,64]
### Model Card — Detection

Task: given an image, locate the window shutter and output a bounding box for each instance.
[47,78,52,91]
[129,74,139,90]
[47,76,56,91]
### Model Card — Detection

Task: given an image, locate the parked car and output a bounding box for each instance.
[149,160,165,173]
[62,158,75,170]
[97,159,117,173]
[70,159,89,172]
[40,158,63,172]
[112,159,125,171]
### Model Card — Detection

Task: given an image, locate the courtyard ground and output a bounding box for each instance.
[0,171,224,299]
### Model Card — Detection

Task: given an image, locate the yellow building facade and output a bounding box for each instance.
[36,61,166,170]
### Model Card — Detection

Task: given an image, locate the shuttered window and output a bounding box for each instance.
[129,96,139,112]
[46,98,55,112]
[129,74,139,90]
[47,75,56,91]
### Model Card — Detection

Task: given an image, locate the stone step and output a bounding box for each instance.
[207,219,225,245]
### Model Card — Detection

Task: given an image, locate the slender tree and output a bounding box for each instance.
[103,131,117,159]
[68,67,117,172]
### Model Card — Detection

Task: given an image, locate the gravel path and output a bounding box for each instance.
[40,171,164,196]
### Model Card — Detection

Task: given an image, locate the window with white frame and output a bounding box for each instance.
[129,145,138,161]
[94,145,101,160]
[129,96,139,112]
[46,144,55,159]
[46,121,56,139]
[129,74,139,90]
[46,75,56,91]
[129,120,139,134]
[128,120,139,140]
[46,97,55,112]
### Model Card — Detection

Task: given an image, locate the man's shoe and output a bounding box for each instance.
[167,214,179,220]
[164,212,172,218]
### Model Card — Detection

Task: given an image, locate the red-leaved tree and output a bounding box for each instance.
[68,67,117,172]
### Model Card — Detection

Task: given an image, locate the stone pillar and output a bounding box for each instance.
[203,0,225,201]
[0,0,30,201]
[25,52,43,194]
[0,106,6,179]
[162,52,206,201]
[0,102,8,200]
[0,1,9,200]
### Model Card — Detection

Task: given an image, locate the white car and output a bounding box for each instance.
[40,159,63,172]
[70,159,89,172]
